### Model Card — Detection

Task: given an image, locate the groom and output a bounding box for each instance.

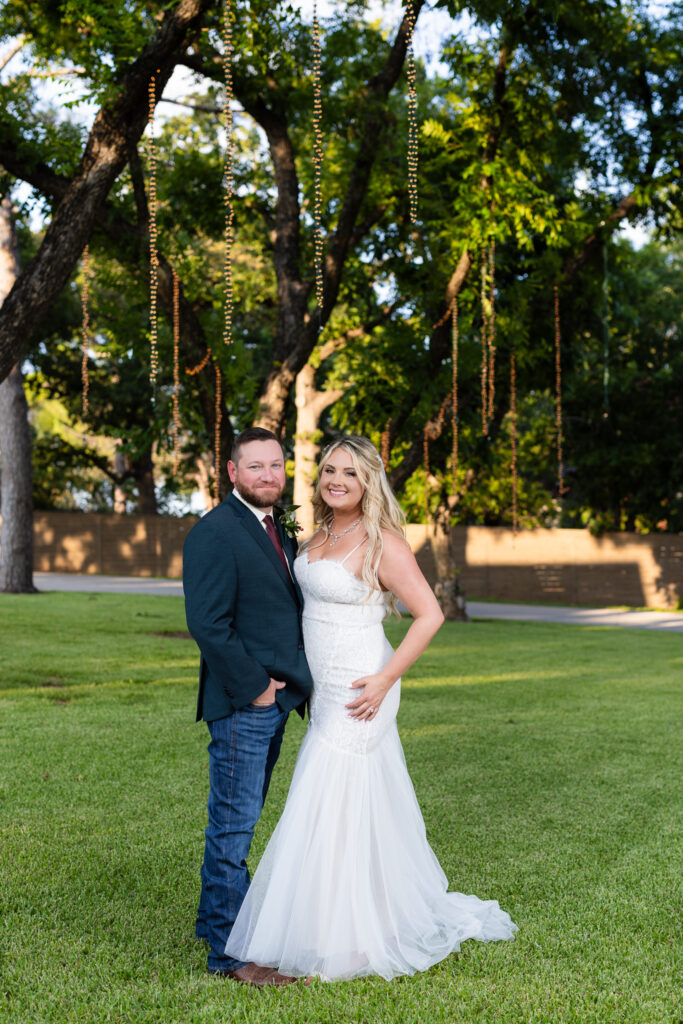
[183,427,313,986]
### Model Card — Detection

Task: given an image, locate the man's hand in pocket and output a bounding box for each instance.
[251,678,286,706]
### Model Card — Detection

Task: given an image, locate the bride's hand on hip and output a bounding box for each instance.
[346,673,392,721]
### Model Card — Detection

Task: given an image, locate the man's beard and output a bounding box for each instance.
[235,479,285,509]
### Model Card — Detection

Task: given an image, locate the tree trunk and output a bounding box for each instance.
[430,503,468,622]
[293,362,345,537]
[192,453,214,513]
[293,366,319,537]
[131,450,157,515]
[0,196,36,592]
[113,445,127,513]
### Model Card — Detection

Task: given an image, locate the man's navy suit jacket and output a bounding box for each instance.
[183,492,313,723]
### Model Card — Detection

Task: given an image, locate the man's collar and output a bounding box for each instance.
[232,486,271,522]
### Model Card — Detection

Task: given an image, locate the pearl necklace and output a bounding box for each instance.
[328,516,362,548]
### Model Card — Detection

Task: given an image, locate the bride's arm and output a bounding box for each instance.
[346,532,444,720]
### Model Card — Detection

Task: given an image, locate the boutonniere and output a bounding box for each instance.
[278,504,303,539]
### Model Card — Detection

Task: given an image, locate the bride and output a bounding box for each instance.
[226,435,517,980]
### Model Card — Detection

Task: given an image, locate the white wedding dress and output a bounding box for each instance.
[225,549,517,980]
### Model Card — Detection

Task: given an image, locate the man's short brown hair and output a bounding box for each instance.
[231,427,282,463]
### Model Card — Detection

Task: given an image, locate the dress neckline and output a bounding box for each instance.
[302,550,365,584]
[301,551,389,595]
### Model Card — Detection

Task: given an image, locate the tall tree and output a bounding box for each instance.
[0,195,36,592]
[0,0,215,383]
[0,0,680,531]
[0,1,424,501]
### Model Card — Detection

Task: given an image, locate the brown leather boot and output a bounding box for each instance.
[215,963,296,988]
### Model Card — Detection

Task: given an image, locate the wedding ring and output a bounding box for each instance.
[368,707,375,713]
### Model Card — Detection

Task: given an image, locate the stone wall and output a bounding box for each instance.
[6,511,680,609]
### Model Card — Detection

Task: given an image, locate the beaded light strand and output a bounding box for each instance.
[214,360,223,505]
[554,284,565,498]
[405,1,418,224]
[421,395,450,524]
[451,295,458,483]
[172,268,181,473]
[480,247,489,435]
[312,1,324,310]
[185,351,211,376]
[487,238,496,423]
[423,428,430,525]
[148,73,159,392]
[222,0,234,350]
[510,347,518,533]
[381,418,392,469]
[80,245,91,417]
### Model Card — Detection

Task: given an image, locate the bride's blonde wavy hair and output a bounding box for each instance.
[306,435,406,612]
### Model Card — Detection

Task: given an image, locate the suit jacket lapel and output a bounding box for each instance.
[279,517,305,606]
[227,493,300,602]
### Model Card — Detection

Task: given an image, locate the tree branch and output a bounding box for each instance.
[181,4,425,432]
[319,0,426,328]
[311,386,346,419]
[0,36,25,74]
[561,192,638,281]
[0,0,215,384]
[0,124,233,477]
[159,96,222,115]
[256,1,426,429]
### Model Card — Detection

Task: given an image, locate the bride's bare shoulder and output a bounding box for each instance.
[380,530,412,557]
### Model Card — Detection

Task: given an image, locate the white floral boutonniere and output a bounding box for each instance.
[278,504,303,539]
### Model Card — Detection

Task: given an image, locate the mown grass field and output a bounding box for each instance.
[1,592,680,1023]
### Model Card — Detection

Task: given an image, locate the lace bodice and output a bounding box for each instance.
[293,551,398,756]
[294,552,387,624]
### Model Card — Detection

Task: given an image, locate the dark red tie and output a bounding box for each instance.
[264,514,290,575]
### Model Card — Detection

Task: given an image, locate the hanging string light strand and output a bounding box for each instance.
[312,1,324,311]
[222,0,234,349]
[487,237,496,424]
[451,295,459,483]
[510,347,518,534]
[80,245,91,417]
[214,361,223,505]
[406,0,418,224]
[148,73,159,393]
[172,268,181,473]
[602,240,610,416]
[554,284,564,499]
[422,395,450,523]
[423,429,430,525]
[185,350,211,376]
[480,246,489,435]
[381,418,392,470]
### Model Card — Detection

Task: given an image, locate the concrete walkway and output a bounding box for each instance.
[467,601,683,632]
[34,572,184,597]
[32,573,683,631]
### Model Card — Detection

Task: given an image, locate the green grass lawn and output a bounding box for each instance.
[1,593,680,1024]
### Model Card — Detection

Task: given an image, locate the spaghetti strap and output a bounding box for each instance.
[339,538,367,565]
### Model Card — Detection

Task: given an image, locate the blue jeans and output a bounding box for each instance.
[196,703,288,972]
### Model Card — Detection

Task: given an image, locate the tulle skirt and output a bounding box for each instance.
[225,718,517,981]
